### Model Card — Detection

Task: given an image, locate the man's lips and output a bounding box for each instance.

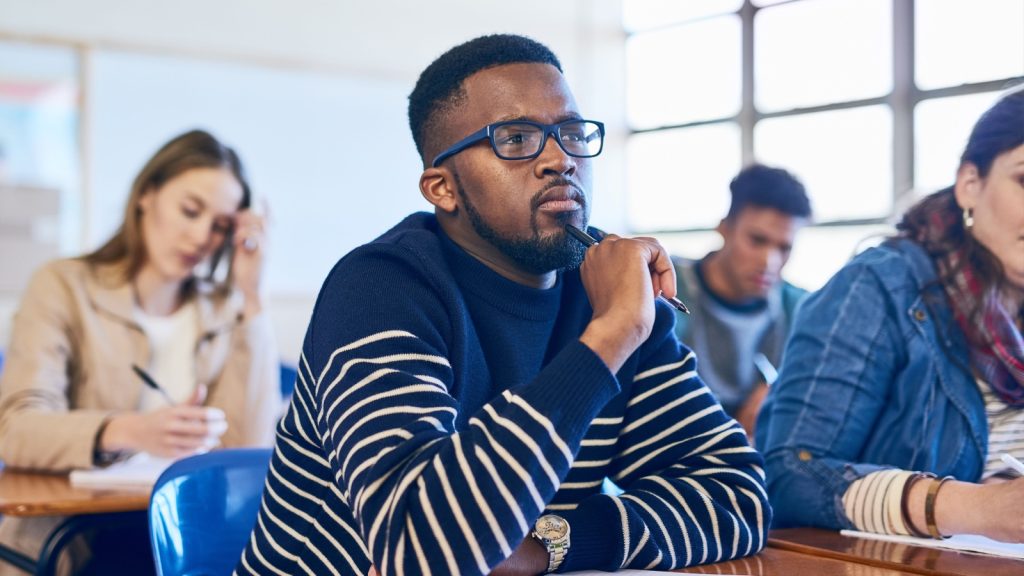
[534,182,585,212]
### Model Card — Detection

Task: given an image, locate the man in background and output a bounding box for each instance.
[673,164,811,438]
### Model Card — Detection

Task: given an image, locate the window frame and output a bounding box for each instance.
[624,0,1024,233]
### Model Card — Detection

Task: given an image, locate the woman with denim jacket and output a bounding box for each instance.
[757,86,1024,543]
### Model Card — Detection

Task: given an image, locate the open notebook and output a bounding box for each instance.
[70,453,176,490]
[841,529,1024,560]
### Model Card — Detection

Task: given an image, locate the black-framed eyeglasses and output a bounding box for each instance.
[431,119,605,168]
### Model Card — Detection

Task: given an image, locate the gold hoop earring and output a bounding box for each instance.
[962,208,974,230]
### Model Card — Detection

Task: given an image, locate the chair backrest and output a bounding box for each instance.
[149,448,272,576]
[279,362,298,399]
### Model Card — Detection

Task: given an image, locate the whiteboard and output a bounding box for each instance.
[89,50,425,295]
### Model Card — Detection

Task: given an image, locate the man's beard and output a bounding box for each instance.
[453,170,587,275]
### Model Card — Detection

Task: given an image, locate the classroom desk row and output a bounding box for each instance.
[0,467,1019,576]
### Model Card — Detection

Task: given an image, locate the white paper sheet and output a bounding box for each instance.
[69,452,175,490]
[840,529,1024,560]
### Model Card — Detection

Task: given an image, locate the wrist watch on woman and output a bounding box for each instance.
[532,514,571,573]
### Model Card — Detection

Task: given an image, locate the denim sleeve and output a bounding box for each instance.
[756,256,908,529]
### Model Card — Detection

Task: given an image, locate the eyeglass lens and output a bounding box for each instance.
[492,121,602,160]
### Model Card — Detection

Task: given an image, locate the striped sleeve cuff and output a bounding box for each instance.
[841,469,914,535]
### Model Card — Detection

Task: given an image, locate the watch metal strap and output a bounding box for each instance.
[546,538,568,572]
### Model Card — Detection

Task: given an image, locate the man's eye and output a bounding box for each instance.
[182,207,200,219]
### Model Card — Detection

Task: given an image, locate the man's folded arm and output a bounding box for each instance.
[557,322,770,572]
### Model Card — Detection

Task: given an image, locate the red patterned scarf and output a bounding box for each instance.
[922,208,1024,406]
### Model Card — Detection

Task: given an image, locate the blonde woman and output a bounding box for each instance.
[0,129,280,574]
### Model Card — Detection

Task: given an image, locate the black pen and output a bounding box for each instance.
[131,364,176,406]
[565,224,691,314]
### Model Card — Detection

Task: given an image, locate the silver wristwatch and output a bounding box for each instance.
[532,514,570,573]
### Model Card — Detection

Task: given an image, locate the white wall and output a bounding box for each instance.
[0,0,627,361]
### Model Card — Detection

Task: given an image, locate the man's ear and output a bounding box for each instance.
[715,218,729,239]
[419,167,458,214]
[953,162,981,211]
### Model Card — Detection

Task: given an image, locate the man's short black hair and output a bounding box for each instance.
[408,34,562,166]
[726,163,812,220]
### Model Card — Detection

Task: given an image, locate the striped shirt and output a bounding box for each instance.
[977,378,1024,480]
[235,213,769,575]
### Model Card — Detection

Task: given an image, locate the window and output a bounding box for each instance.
[755,0,891,112]
[627,123,740,230]
[623,0,1023,288]
[754,105,892,221]
[915,92,1004,194]
[916,0,1024,90]
[626,16,741,129]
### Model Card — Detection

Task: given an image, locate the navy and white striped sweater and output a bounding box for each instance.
[236,213,769,575]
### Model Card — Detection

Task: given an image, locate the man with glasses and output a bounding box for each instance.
[238,34,768,576]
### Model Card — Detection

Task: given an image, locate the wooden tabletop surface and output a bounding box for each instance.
[0,467,149,517]
[770,528,1024,576]
[677,546,923,575]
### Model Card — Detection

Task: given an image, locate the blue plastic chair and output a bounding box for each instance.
[279,362,298,399]
[149,448,272,576]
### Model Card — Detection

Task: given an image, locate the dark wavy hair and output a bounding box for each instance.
[407,34,562,167]
[83,129,251,291]
[896,85,1024,329]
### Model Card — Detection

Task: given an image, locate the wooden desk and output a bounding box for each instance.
[676,547,922,575]
[770,528,1024,576]
[0,467,149,575]
[0,468,148,516]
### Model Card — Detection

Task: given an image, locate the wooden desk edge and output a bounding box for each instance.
[0,493,150,517]
[768,535,939,576]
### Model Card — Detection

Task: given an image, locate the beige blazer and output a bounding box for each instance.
[0,258,281,472]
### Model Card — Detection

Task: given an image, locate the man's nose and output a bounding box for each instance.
[535,133,576,176]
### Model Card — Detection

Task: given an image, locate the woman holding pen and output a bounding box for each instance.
[0,129,280,574]
[758,86,1024,543]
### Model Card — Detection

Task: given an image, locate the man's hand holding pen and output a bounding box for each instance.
[98,373,229,460]
[573,228,681,373]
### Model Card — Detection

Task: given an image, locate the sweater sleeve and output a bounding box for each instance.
[557,304,771,571]
[303,247,620,575]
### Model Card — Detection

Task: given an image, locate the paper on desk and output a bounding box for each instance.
[840,529,1024,560]
[70,452,175,490]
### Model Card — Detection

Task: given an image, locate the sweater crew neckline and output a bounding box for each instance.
[439,231,564,321]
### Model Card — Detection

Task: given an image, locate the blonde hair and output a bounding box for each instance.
[84,130,251,291]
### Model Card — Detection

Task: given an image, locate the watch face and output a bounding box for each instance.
[536,515,569,540]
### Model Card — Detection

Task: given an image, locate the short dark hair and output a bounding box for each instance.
[726,164,811,220]
[408,34,562,166]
